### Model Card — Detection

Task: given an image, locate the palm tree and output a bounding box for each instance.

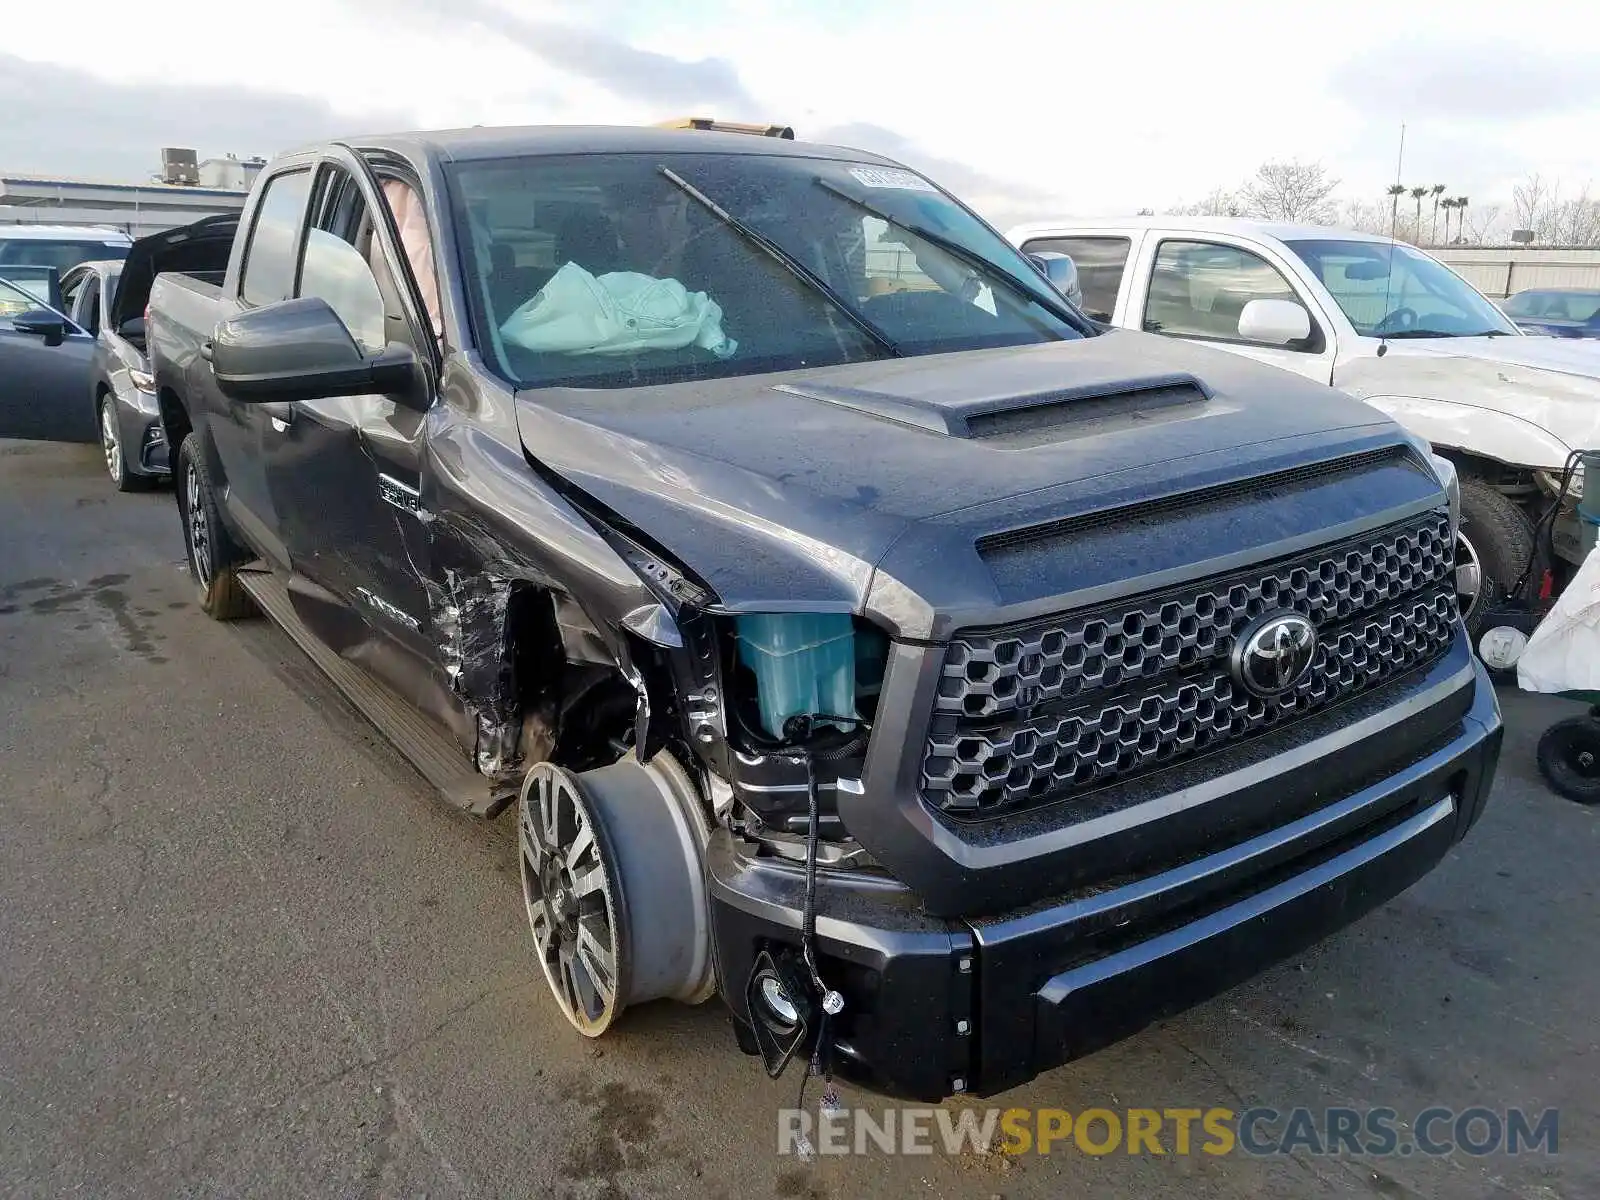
[1410,187,1429,239]
[1430,184,1447,244]
[1386,183,1407,231]
[1455,196,1470,242]
[1440,197,1458,242]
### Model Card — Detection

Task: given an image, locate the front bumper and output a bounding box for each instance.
[707,657,1502,1101]
[111,380,170,477]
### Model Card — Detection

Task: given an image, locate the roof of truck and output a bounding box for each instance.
[1008,216,1396,246]
[327,124,899,166]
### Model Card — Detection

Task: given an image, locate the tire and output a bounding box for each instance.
[1536,715,1600,805]
[99,396,150,493]
[175,433,256,620]
[1456,476,1535,639]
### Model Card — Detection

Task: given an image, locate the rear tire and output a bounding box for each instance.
[1536,715,1600,805]
[1457,477,1535,640]
[175,433,255,621]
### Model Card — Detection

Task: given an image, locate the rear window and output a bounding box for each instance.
[1020,236,1130,322]
[0,238,129,272]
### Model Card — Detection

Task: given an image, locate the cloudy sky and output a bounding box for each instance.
[2,0,1596,226]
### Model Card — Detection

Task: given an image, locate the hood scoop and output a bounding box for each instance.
[775,373,1209,444]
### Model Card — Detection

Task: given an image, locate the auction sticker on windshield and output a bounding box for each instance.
[848,167,937,192]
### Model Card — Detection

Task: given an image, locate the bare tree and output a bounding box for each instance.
[1512,174,1552,237]
[1333,198,1389,234]
[1463,200,1506,246]
[1237,160,1340,223]
[1168,187,1243,217]
[1507,175,1600,244]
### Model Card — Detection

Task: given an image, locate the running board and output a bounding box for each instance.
[238,569,511,818]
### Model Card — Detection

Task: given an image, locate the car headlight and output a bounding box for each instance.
[1429,453,1461,534]
[128,367,156,394]
[1537,466,1583,502]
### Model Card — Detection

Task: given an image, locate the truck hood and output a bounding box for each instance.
[515,331,1414,635]
[1335,335,1600,469]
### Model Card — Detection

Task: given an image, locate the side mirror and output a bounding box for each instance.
[13,309,67,347]
[1028,252,1083,308]
[1237,298,1312,346]
[118,316,146,342]
[211,296,422,407]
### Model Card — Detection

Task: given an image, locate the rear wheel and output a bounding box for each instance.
[1457,477,1535,639]
[1536,715,1600,805]
[175,433,255,620]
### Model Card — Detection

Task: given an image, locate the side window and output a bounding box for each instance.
[240,169,313,307]
[1021,236,1130,322]
[296,167,389,354]
[79,275,102,335]
[1144,240,1309,347]
[59,272,86,319]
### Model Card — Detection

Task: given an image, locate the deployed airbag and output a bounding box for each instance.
[1518,543,1600,693]
[500,262,737,358]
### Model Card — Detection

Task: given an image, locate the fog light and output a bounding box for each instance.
[758,974,800,1027]
[744,949,815,1078]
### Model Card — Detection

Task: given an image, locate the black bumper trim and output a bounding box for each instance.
[708,661,1501,1100]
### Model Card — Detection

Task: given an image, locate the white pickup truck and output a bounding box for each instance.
[1008,216,1600,634]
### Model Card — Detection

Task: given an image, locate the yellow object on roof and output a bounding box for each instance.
[655,118,795,139]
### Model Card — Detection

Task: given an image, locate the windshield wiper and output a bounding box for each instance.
[814,178,1086,329]
[657,167,900,359]
[1379,327,1516,339]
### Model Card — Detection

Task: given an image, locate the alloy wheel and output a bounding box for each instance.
[518,764,624,1036]
[100,403,122,484]
[1455,530,1484,627]
[185,461,213,587]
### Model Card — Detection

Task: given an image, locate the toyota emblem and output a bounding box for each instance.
[1231,611,1318,697]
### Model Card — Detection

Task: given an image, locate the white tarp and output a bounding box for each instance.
[500,262,736,359]
[1518,541,1600,693]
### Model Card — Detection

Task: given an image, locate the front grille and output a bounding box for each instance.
[922,510,1457,817]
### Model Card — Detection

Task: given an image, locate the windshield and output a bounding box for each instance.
[448,152,1088,389]
[1286,238,1516,338]
[1504,290,1600,323]
[0,238,129,273]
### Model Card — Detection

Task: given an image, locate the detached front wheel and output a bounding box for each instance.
[517,755,715,1037]
[175,433,255,620]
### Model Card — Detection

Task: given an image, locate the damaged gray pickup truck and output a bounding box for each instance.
[147,125,1503,1100]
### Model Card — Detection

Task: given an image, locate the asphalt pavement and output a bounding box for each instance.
[1,440,1596,1199]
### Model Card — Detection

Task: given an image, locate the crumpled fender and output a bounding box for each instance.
[1352,393,1575,471]
[1337,352,1600,470]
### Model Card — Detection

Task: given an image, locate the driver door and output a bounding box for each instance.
[262,152,441,672]
[0,276,97,442]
